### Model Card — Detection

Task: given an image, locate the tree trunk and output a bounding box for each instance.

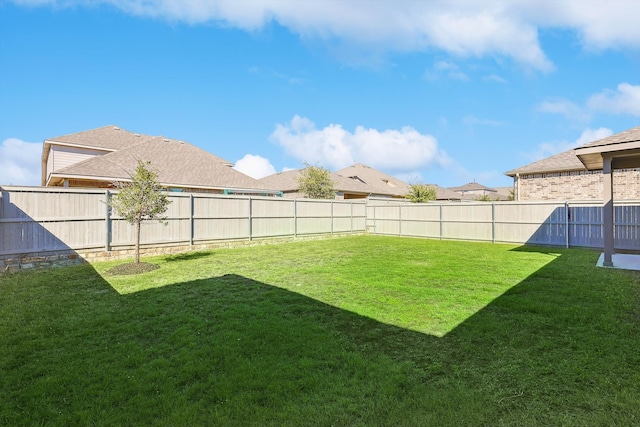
[135,219,141,263]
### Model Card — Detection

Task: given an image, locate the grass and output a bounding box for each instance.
[1,235,639,426]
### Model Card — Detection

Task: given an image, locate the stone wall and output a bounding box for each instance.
[515,168,640,201]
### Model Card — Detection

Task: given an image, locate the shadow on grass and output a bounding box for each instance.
[163,251,214,263]
[2,247,639,426]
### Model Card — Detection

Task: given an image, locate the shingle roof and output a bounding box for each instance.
[50,136,267,190]
[433,186,465,200]
[259,169,375,195]
[335,163,410,197]
[579,126,640,149]
[448,182,496,192]
[505,148,586,176]
[46,125,155,151]
[505,126,640,176]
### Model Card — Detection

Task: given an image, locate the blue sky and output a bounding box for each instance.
[1,0,639,188]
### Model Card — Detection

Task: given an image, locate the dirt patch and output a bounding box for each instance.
[105,262,160,276]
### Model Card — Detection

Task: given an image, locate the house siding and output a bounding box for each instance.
[515,168,640,201]
[48,145,107,175]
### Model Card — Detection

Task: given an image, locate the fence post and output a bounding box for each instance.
[248,197,253,241]
[565,201,569,248]
[350,201,353,233]
[105,190,111,251]
[294,199,297,237]
[492,202,496,243]
[331,200,334,235]
[190,193,194,246]
[439,203,443,240]
[398,205,402,236]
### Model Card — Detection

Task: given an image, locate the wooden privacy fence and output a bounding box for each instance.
[1,187,639,260]
[366,199,640,251]
[0,186,367,258]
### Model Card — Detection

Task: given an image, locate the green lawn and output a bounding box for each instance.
[1,235,639,426]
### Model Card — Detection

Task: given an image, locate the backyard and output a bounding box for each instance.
[1,235,639,426]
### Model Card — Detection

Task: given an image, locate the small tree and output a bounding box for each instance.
[298,164,336,199]
[406,183,437,203]
[109,160,171,263]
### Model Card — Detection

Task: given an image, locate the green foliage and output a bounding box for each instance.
[108,160,171,263]
[297,163,336,199]
[406,183,437,202]
[476,194,493,202]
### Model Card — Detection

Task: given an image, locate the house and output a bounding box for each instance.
[260,163,463,201]
[505,126,640,201]
[41,125,278,195]
[336,163,462,201]
[259,169,374,199]
[448,182,510,201]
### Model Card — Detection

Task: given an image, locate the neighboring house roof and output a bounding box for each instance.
[259,168,376,196]
[335,163,409,197]
[494,187,513,198]
[48,136,268,191]
[260,164,464,201]
[432,186,465,201]
[448,182,496,193]
[44,125,155,152]
[505,126,640,176]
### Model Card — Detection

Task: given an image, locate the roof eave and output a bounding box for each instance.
[575,141,640,170]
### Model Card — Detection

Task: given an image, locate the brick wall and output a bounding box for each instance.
[515,168,640,201]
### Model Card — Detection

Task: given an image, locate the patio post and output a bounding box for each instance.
[602,155,614,267]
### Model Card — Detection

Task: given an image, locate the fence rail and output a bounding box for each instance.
[366,198,640,250]
[1,187,638,261]
[0,186,366,257]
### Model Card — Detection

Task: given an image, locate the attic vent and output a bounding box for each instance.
[382,179,397,187]
[163,138,169,142]
[134,133,140,137]
[349,176,367,184]
[114,127,120,130]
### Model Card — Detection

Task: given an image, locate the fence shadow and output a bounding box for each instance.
[0,189,80,270]
[524,204,639,252]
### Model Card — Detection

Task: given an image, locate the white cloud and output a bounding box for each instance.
[538,82,640,122]
[537,99,590,123]
[425,60,469,81]
[12,1,640,72]
[529,127,613,161]
[484,74,508,84]
[587,83,640,116]
[269,115,450,172]
[0,138,42,186]
[233,154,276,179]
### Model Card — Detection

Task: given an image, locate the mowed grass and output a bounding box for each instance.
[1,235,639,426]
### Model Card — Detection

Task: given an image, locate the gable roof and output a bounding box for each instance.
[49,136,267,191]
[449,182,497,192]
[335,163,409,197]
[259,168,375,196]
[44,125,155,151]
[505,126,640,176]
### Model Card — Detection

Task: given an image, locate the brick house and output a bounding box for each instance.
[505,126,640,201]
